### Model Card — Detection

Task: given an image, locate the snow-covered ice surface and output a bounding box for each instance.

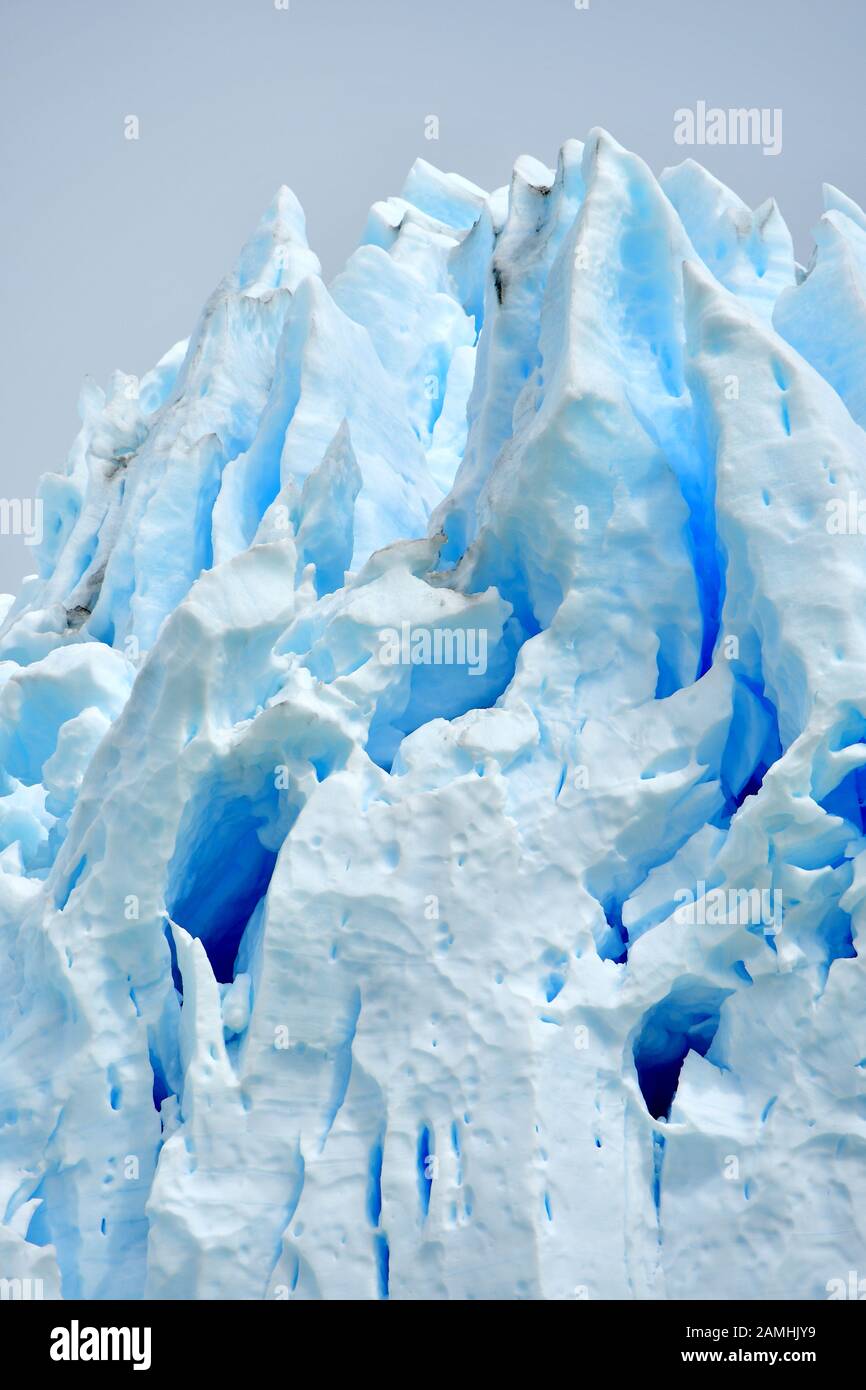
[2,129,866,1300]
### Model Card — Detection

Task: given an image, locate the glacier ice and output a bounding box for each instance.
[2,129,866,1301]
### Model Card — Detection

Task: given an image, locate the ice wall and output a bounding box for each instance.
[1,131,865,1301]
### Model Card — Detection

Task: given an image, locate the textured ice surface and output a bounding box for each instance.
[2,130,866,1300]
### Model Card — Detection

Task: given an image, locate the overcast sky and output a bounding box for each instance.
[1,0,864,593]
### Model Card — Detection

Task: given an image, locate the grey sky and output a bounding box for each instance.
[1,0,864,593]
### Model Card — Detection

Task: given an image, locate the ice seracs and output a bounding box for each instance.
[0,130,865,1302]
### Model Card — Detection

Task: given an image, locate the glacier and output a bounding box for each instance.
[1,128,866,1301]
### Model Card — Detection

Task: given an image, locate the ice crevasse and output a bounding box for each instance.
[1,128,866,1300]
